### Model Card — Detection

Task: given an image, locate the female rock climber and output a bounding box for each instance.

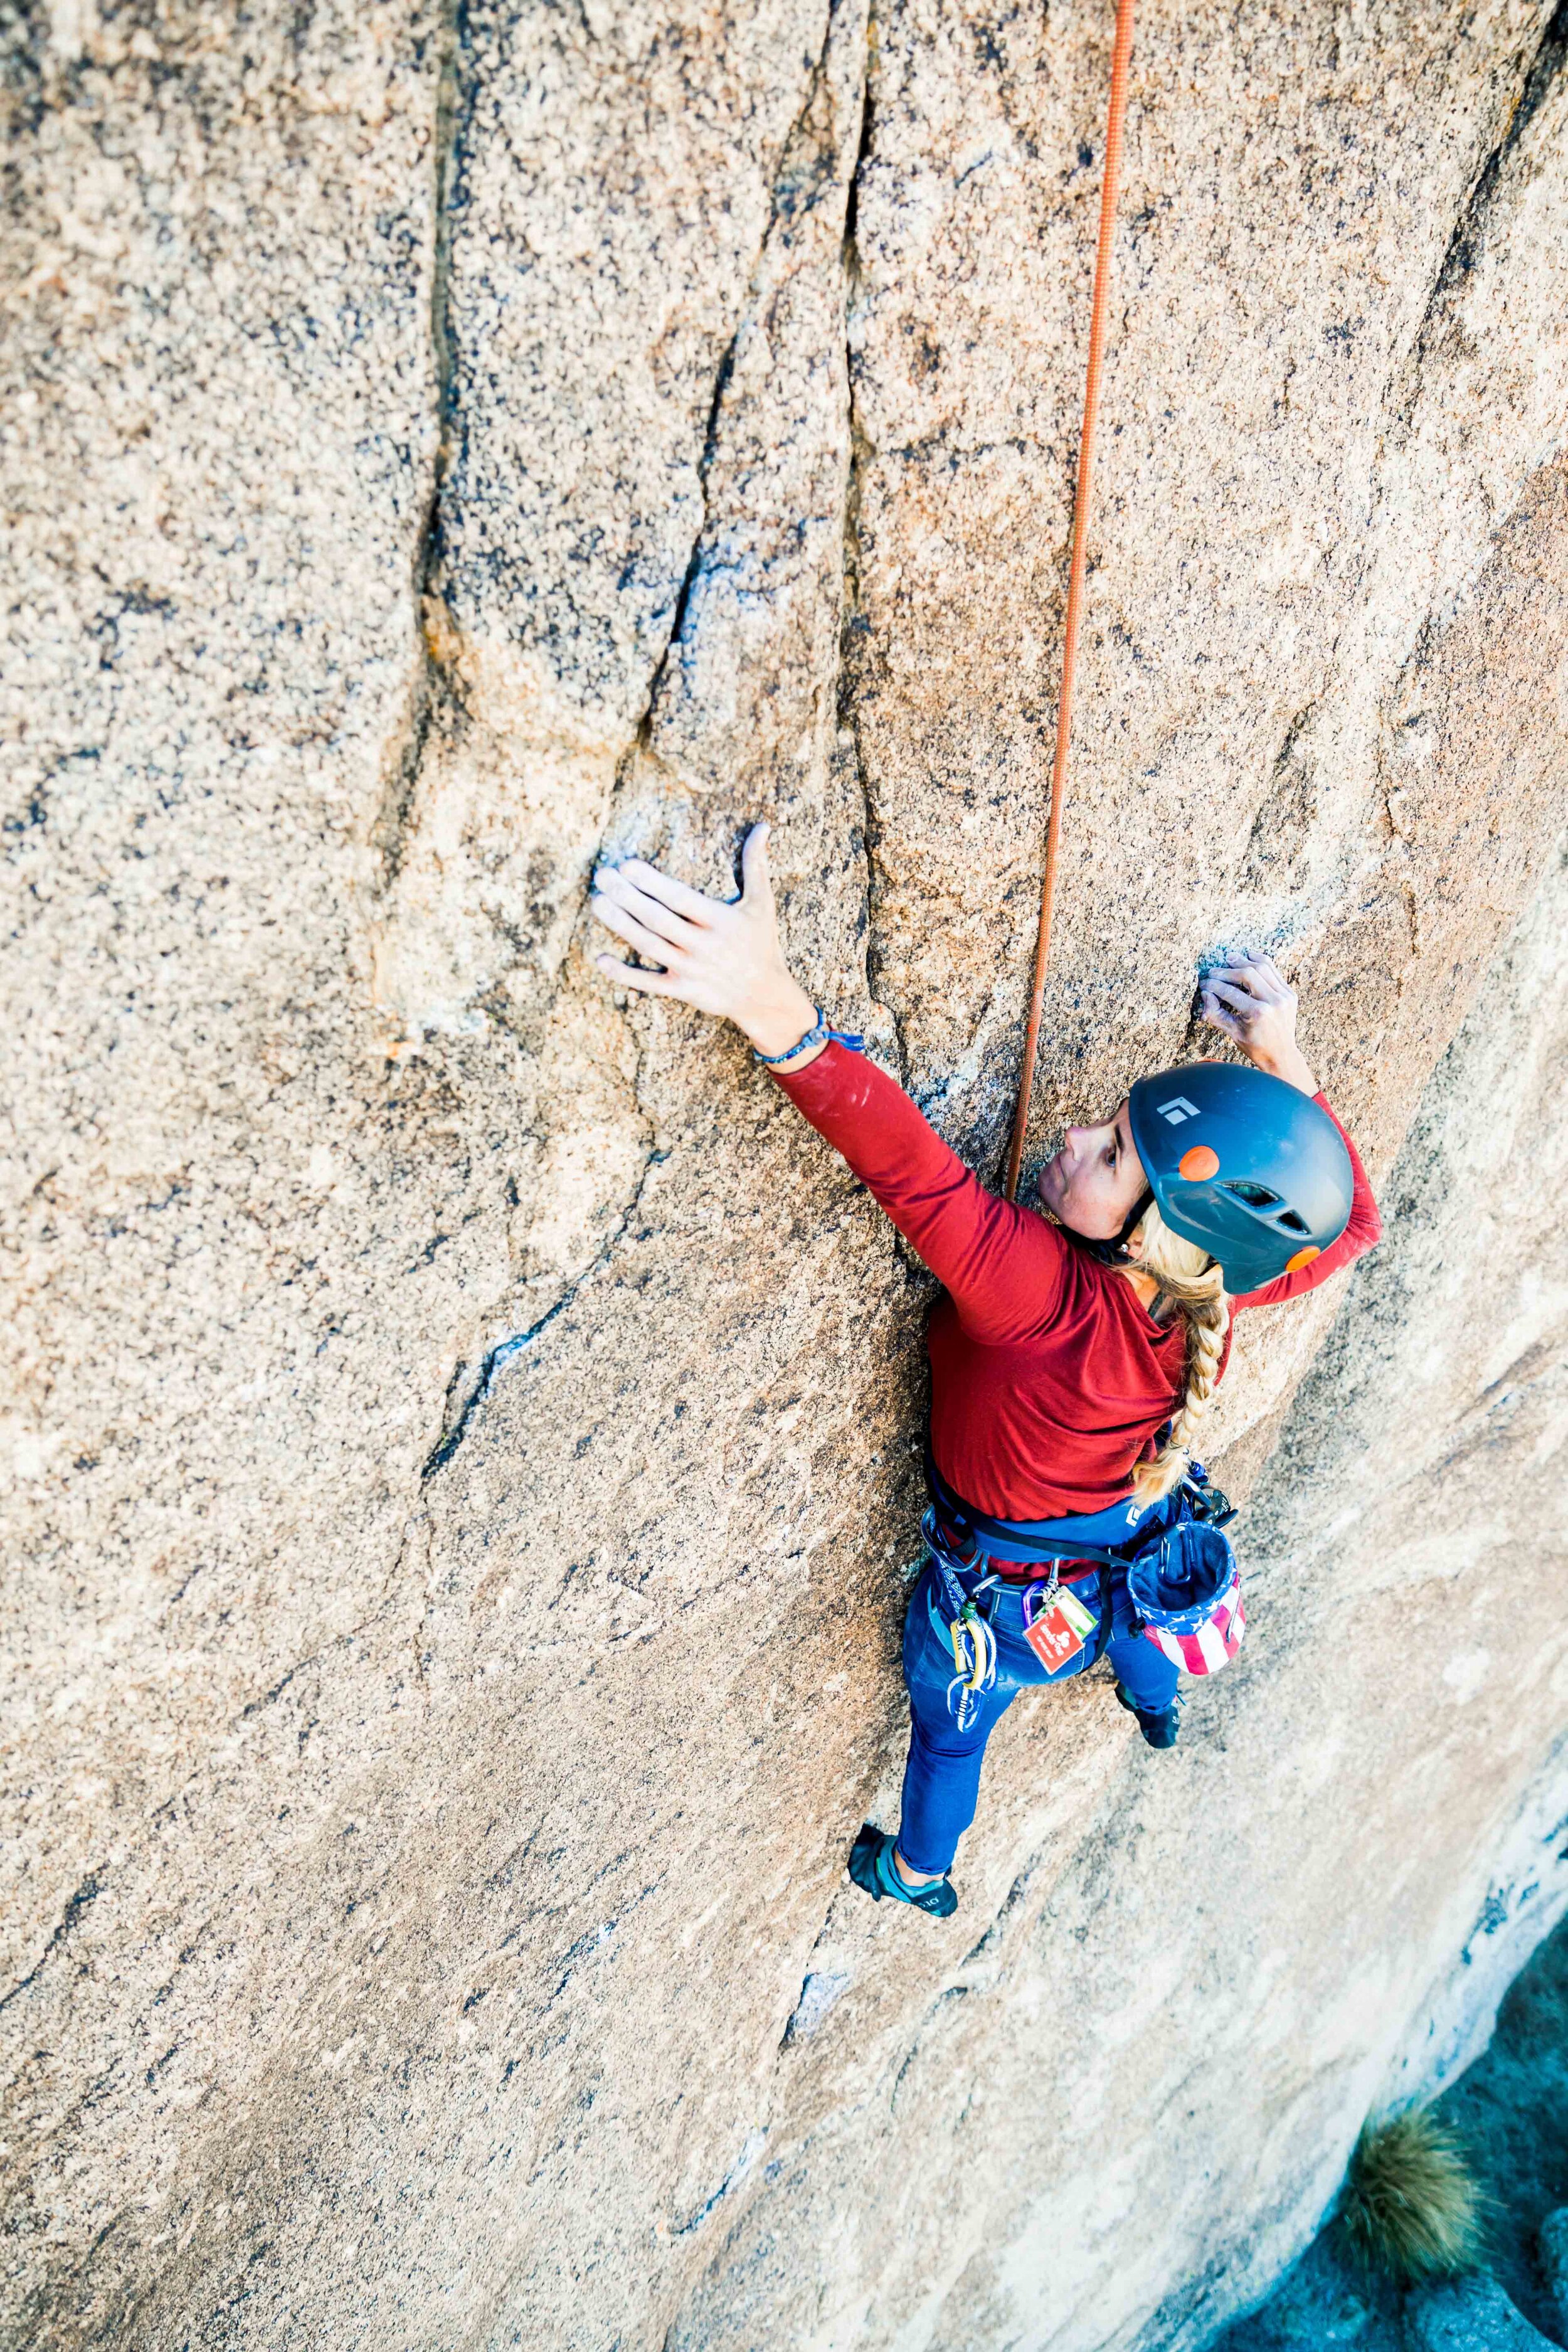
[590,824,1380,1919]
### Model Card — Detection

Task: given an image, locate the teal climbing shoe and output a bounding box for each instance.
[847,1824,958,1918]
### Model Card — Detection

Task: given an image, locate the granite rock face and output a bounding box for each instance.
[3,0,1567,2343]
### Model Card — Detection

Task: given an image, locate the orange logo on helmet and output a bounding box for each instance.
[1285,1245,1322,1273]
[1178,1144,1219,1181]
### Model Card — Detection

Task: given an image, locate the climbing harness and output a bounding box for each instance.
[925,1439,1234,1562]
[920,1446,1244,1708]
[1005,0,1139,1201]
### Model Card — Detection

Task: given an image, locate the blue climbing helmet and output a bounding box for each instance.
[1126,1061,1353,1295]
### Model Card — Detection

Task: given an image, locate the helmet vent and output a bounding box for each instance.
[1222,1180,1313,1237]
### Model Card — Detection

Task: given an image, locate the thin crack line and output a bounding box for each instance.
[836,2,906,1085]
[636,0,844,738]
[1417,0,1566,349]
[0,1596,402,2020]
[421,1140,670,1480]
[0,1872,104,2019]
[375,0,469,887]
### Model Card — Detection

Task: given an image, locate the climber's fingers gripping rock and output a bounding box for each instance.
[1200,950,1293,1046]
[591,822,824,1062]
[1199,951,1316,1094]
[590,822,774,1009]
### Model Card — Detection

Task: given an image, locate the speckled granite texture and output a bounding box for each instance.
[3,0,1567,2341]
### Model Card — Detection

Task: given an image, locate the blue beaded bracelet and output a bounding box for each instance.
[753,1009,866,1066]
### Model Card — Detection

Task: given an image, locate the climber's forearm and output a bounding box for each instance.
[773,1046,1070,1344]
[1247,1038,1318,1093]
[588,832,1051,1322]
[732,968,826,1062]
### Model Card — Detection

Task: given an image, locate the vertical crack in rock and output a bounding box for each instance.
[1325,0,1564,935]
[423,0,465,583]
[1378,0,1568,469]
[839,13,876,630]
[837,6,908,1078]
[888,1985,968,2114]
[1417,0,1567,351]
[374,0,469,887]
[421,1137,671,1479]
[1239,698,1321,896]
[0,1872,104,2018]
[959,1859,1039,1972]
[633,0,846,756]
[640,340,744,733]
[670,2128,770,2238]
[423,0,885,1495]
[1402,876,1422,960]
[405,1509,437,1698]
[780,1964,852,2045]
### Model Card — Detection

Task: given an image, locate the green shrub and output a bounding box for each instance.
[1341,2109,1484,2282]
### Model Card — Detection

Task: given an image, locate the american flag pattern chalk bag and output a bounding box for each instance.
[1125,1518,1246,1679]
[1140,1572,1245,1677]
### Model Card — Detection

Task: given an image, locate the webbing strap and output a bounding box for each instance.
[924,1443,1131,1569]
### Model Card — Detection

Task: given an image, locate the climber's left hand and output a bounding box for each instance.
[590,822,826,1064]
[1200,951,1318,1094]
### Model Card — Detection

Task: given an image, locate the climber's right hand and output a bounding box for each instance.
[1200,951,1318,1096]
[591,822,826,1064]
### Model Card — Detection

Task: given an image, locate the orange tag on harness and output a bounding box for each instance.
[1022,1584,1097,1673]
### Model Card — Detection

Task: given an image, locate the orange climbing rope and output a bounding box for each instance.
[1004,0,1138,1201]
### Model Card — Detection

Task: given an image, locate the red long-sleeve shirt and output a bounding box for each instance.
[775,1045,1381,1520]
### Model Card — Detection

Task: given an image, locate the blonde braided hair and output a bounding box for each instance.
[1120,1202,1230,1503]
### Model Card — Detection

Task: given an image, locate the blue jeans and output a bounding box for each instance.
[896,1515,1180,1877]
